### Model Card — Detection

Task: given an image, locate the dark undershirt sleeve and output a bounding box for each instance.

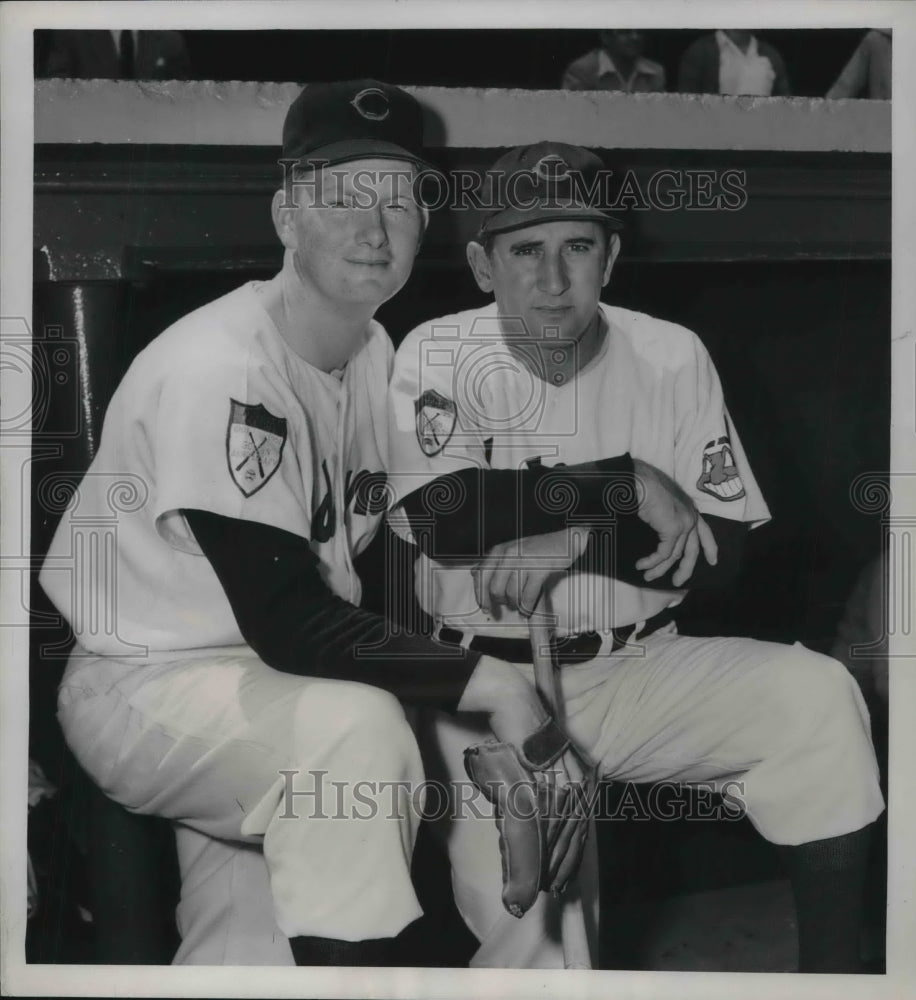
[399,455,637,560]
[400,460,746,590]
[183,508,479,710]
[575,513,749,590]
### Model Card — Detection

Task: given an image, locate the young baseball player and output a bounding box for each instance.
[387,142,886,973]
[38,81,575,968]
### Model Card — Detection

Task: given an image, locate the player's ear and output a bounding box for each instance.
[601,233,621,287]
[415,205,430,256]
[271,189,299,251]
[467,241,495,293]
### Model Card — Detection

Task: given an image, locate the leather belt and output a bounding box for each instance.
[437,607,677,667]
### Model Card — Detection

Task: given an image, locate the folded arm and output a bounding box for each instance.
[398,456,744,603]
[184,508,481,710]
[397,455,636,560]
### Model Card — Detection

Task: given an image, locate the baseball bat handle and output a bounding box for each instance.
[529,599,594,970]
[529,598,562,721]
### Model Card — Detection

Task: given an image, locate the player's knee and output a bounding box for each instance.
[320,682,416,759]
[349,683,410,735]
[765,645,867,738]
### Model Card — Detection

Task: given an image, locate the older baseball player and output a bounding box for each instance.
[387,142,885,973]
[39,81,575,968]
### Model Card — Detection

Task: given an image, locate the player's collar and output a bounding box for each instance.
[573,308,611,377]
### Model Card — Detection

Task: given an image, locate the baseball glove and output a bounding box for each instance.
[464,716,595,919]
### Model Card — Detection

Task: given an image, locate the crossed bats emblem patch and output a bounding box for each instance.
[227,400,287,497]
[696,435,745,502]
[415,389,457,457]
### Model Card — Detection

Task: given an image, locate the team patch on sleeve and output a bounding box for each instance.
[414,389,456,457]
[226,400,287,497]
[696,436,746,501]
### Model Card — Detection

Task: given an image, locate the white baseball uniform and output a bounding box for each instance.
[386,302,885,963]
[40,267,426,950]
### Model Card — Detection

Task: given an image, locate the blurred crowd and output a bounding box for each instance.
[36,28,891,99]
[562,29,890,98]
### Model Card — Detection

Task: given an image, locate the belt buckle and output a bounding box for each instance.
[552,630,602,666]
[436,625,473,650]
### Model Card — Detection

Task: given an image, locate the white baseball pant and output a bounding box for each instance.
[544,626,885,845]
[59,639,598,968]
[62,629,884,965]
[57,644,426,944]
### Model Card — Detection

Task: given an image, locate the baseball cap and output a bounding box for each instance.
[282,79,430,170]
[477,141,624,237]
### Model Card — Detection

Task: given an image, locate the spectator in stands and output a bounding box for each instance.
[39,29,190,80]
[677,30,790,96]
[826,30,892,100]
[562,30,666,93]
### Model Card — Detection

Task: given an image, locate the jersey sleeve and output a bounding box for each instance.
[149,355,312,554]
[672,335,771,528]
[387,325,490,540]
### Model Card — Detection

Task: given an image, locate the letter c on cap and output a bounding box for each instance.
[351,87,390,121]
[533,155,572,182]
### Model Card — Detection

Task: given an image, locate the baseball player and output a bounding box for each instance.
[38,81,570,968]
[387,142,886,973]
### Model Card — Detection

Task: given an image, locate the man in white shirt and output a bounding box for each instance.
[677,30,791,96]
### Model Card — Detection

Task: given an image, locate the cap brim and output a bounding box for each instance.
[480,204,624,236]
[288,138,433,173]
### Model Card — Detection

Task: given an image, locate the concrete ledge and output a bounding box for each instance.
[34,80,890,153]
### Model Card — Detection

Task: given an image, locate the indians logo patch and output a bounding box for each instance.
[697,436,745,502]
[415,389,456,457]
[227,400,287,497]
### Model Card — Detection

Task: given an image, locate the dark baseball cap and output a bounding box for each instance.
[282,79,430,170]
[477,141,624,237]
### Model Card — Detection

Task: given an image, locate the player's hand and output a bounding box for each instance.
[553,744,586,788]
[473,528,589,618]
[461,680,593,918]
[458,654,583,790]
[632,459,718,586]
